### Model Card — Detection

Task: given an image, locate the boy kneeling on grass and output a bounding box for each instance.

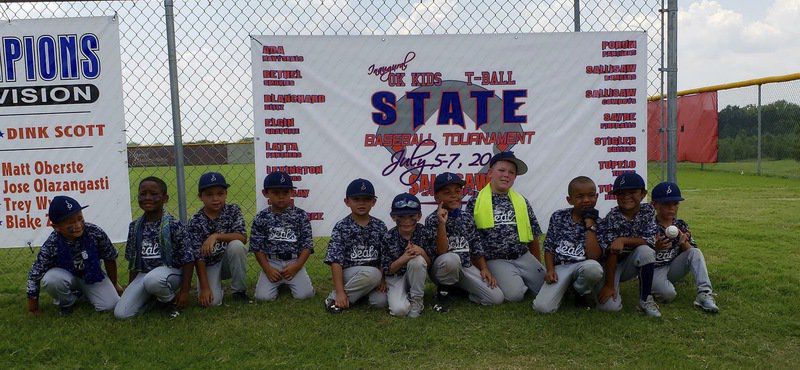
[533,176,604,313]
[190,172,250,307]
[382,193,434,318]
[323,178,388,313]
[250,171,315,301]
[596,172,661,317]
[650,182,719,313]
[27,196,122,316]
[115,177,195,319]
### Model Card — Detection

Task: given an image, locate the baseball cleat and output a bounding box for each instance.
[324,297,343,314]
[638,295,662,318]
[694,292,719,313]
[408,297,424,318]
[232,291,252,303]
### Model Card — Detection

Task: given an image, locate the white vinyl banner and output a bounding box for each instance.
[0,17,131,247]
[251,32,647,235]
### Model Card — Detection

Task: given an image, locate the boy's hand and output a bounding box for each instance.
[281,263,302,281]
[654,235,671,250]
[201,235,218,257]
[544,269,558,284]
[114,283,125,296]
[678,231,692,249]
[377,278,387,293]
[27,298,40,316]
[437,202,448,224]
[598,284,617,304]
[265,265,283,283]
[582,208,599,224]
[335,294,350,309]
[174,289,190,309]
[402,248,417,263]
[199,287,213,307]
[609,239,625,254]
[480,268,497,288]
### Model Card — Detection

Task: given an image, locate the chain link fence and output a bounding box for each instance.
[1,0,665,290]
[686,79,800,179]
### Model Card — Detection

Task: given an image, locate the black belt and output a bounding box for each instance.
[268,252,298,260]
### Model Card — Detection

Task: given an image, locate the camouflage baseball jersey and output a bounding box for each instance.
[381,224,435,276]
[598,203,658,258]
[324,215,387,268]
[424,209,484,267]
[187,203,247,266]
[249,206,314,258]
[26,223,117,298]
[544,208,593,265]
[465,193,542,261]
[125,214,193,273]
[654,219,697,267]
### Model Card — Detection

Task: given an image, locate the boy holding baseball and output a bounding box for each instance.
[650,182,719,313]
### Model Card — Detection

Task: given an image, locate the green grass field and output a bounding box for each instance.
[680,159,800,179]
[1,166,798,368]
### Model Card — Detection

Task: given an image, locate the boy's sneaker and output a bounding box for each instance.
[574,293,596,309]
[58,304,74,316]
[408,297,424,318]
[638,295,662,318]
[155,300,180,319]
[232,291,252,303]
[694,291,719,313]
[324,297,343,314]
[432,286,454,313]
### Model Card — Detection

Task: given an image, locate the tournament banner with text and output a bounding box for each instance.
[0,17,131,247]
[251,32,647,235]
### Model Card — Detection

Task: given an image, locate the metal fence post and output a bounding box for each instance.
[574,0,581,32]
[164,0,188,222]
[757,84,762,175]
[666,0,678,183]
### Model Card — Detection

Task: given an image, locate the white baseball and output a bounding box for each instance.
[665,225,679,239]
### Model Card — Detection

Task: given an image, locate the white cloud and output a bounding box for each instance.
[678,0,800,90]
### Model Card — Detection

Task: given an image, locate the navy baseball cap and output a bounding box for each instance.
[198,172,229,192]
[434,172,465,193]
[611,172,646,194]
[48,196,88,224]
[390,193,422,216]
[263,171,295,190]
[651,182,685,202]
[346,178,376,198]
[489,151,528,175]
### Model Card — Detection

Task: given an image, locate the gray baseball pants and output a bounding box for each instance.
[326,266,387,308]
[385,255,427,317]
[254,258,314,301]
[532,260,604,313]
[114,266,182,319]
[486,252,546,302]
[596,245,655,312]
[652,248,713,302]
[431,252,504,305]
[41,267,119,312]
[196,240,248,306]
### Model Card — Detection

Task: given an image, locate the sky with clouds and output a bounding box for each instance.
[678,0,799,90]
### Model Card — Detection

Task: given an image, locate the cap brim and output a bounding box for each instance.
[347,192,376,198]
[199,183,230,192]
[496,158,528,175]
[53,205,89,223]
[264,185,296,190]
[391,209,421,216]
[654,196,684,202]
[434,179,466,193]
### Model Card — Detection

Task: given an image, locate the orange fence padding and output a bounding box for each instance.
[647,91,718,163]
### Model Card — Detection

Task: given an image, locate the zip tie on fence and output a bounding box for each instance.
[27,241,34,254]
[113,11,118,22]
[249,35,264,47]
